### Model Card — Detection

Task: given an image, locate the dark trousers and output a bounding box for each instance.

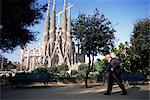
[106,70,126,93]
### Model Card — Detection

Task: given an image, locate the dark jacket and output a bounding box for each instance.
[107,58,120,71]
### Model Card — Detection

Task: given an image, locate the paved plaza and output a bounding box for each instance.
[1,83,149,100]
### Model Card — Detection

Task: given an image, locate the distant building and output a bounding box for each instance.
[12,62,21,71]
[20,0,85,71]
[5,61,17,71]
[0,55,8,71]
[20,44,43,71]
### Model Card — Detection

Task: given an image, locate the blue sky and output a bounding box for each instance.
[2,0,150,62]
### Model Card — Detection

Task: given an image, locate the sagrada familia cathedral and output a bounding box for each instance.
[20,0,85,71]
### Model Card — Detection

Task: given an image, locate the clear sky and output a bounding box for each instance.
[2,0,150,62]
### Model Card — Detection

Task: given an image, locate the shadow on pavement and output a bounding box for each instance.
[1,84,65,90]
[16,85,64,89]
[111,86,141,94]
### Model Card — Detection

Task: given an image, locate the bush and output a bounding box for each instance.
[94,59,106,73]
[59,70,70,78]
[47,67,58,75]
[57,63,69,73]
[78,64,88,78]
[78,64,88,71]
[32,67,47,73]
[89,72,98,79]
[71,70,78,77]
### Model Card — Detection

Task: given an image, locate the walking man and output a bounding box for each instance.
[104,53,127,95]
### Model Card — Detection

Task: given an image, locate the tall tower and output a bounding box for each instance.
[61,0,67,55]
[67,3,71,34]
[49,0,56,55]
[43,0,50,57]
[42,0,51,67]
[64,3,72,66]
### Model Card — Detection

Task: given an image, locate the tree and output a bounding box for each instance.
[72,9,115,87]
[117,42,130,73]
[116,42,137,73]
[1,0,45,52]
[130,18,150,76]
[112,42,146,75]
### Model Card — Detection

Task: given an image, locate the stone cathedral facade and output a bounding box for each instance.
[20,0,85,71]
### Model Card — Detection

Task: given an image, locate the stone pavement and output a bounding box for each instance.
[1,83,149,100]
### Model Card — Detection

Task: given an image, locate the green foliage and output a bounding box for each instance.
[72,8,115,56]
[71,70,78,77]
[113,18,150,76]
[47,64,69,77]
[116,42,142,74]
[1,0,46,52]
[94,59,107,81]
[95,59,107,73]
[72,8,115,87]
[131,18,150,53]
[130,18,150,75]
[59,70,70,78]
[116,42,130,72]
[47,67,58,75]
[57,63,69,72]
[32,67,47,73]
[89,72,98,80]
[78,64,88,78]
[78,64,88,71]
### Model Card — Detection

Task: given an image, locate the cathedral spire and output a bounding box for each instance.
[62,0,66,32]
[49,0,56,56]
[50,0,56,31]
[50,0,56,32]
[67,3,71,35]
[61,0,67,55]
[52,0,56,12]
[66,3,72,49]
[65,3,72,65]
[45,0,50,33]
[49,0,56,39]
[43,0,50,56]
